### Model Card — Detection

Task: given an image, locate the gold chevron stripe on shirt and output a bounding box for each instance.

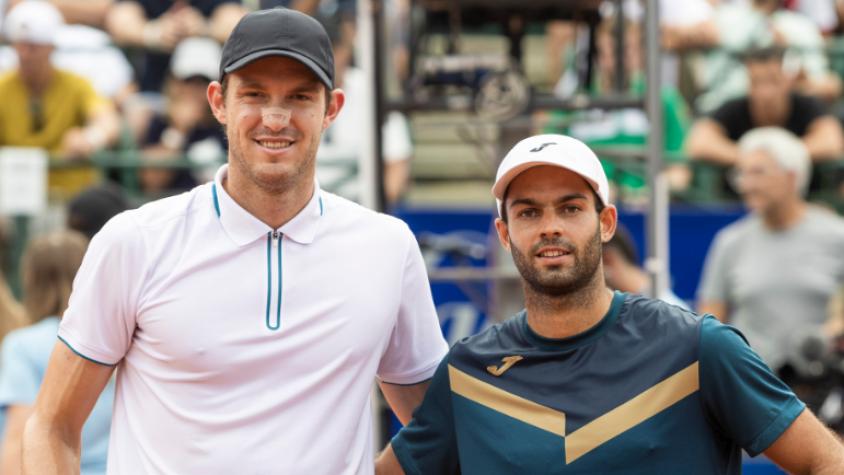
[564,361,700,464]
[448,361,700,465]
[448,364,566,437]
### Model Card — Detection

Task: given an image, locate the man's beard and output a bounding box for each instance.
[509,223,602,297]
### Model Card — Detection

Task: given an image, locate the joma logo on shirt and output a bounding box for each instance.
[486,355,524,376]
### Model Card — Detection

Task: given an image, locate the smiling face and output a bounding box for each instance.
[207,56,344,197]
[495,165,617,297]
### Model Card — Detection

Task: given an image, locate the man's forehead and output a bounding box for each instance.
[507,165,594,197]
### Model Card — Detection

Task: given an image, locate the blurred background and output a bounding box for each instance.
[2,1,844,473]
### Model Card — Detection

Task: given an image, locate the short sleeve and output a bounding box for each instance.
[699,316,805,455]
[696,229,732,305]
[58,212,149,365]
[377,226,448,384]
[77,76,110,120]
[391,357,460,475]
[0,333,41,407]
[708,99,749,141]
[382,111,412,163]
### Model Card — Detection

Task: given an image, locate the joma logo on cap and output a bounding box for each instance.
[530,142,557,152]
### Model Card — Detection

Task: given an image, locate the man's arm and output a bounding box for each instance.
[764,408,844,474]
[22,342,114,474]
[378,380,430,425]
[375,444,405,475]
[685,118,741,166]
[698,300,728,323]
[803,116,844,161]
[1,405,33,475]
[208,3,247,45]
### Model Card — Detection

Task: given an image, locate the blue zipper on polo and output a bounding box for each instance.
[213,183,284,331]
[266,230,283,331]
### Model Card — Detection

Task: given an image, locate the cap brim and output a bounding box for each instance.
[223,49,332,89]
[492,160,603,202]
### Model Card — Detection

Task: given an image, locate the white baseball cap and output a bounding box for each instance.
[492,134,610,216]
[170,37,222,81]
[4,1,64,46]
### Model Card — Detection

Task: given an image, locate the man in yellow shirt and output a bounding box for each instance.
[0,1,120,198]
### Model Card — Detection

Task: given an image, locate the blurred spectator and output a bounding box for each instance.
[542,17,693,204]
[0,1,120,198]
[66,183,130,240]
[105,0,245,92]
[693,0,841,112]
[0,230,114,475]
[686,46,843,195]
[602,224,689,309]
[316,30,412,206]
[0,272,26,343]
[697,127,844,377]
[137,37,225,196]
[4,0,114,28]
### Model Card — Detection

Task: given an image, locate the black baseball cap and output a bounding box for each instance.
[219,8,334,89]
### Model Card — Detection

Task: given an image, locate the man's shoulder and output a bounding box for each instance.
[711,215,756,248]
[620,293,703,332]
[100,184,209,243]
[449,313,525,360]
[321,192,413,237]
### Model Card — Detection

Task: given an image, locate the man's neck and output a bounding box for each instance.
[223,170,315,230]
[22,67,54,97]
[762,198,806,231]
[524,273,615,340]
[750,97,790,127]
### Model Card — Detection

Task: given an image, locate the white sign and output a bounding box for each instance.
[0,147,47,216]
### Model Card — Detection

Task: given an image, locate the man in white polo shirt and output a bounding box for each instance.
[23,8,448,474]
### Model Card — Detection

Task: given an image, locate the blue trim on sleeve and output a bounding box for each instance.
[319,196,324,216]
[746,399,806,456]
[57,335,116,367]
[211,183,221,217]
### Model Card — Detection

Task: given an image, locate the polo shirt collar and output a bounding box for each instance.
[212,165,323,246]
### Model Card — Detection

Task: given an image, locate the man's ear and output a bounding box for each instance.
[599,204,618,244]
[324,88,345,129]
[494,218,511,251]
[207,81,226,125]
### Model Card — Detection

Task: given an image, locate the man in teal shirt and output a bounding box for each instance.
[376,134,844,474]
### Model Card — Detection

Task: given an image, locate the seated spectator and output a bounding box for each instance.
[0,1,120,198]
[695,0,841,113]
[66,183,130,239]
[137,37,225,196]
[541,16,693,204]
[5,0,114,28]
[697,127,844,380]
[0,271,27,449]
[602,224,688,309]
[686,46,844,196]
[316,31,412,206]
[0,230,115,475]
[105,0,246,93]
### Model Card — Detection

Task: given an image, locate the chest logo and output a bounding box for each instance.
[486,355,524,376]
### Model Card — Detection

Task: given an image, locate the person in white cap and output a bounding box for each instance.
[0,0,119,197]
[375,134,844,474]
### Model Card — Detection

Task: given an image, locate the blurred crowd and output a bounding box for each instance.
[2,0,844,468]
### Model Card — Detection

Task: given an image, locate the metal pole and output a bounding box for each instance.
[644,0,669,299]
[357,0,383,211]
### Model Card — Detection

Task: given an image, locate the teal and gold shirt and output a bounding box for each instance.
[392,292,804,474]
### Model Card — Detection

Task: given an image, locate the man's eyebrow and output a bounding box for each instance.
[508,193,588,209]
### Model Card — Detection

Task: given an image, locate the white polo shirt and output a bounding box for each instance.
[59,165,448,475]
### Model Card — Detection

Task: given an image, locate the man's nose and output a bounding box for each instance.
[538,213,564,239]
[261,106,291,131]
